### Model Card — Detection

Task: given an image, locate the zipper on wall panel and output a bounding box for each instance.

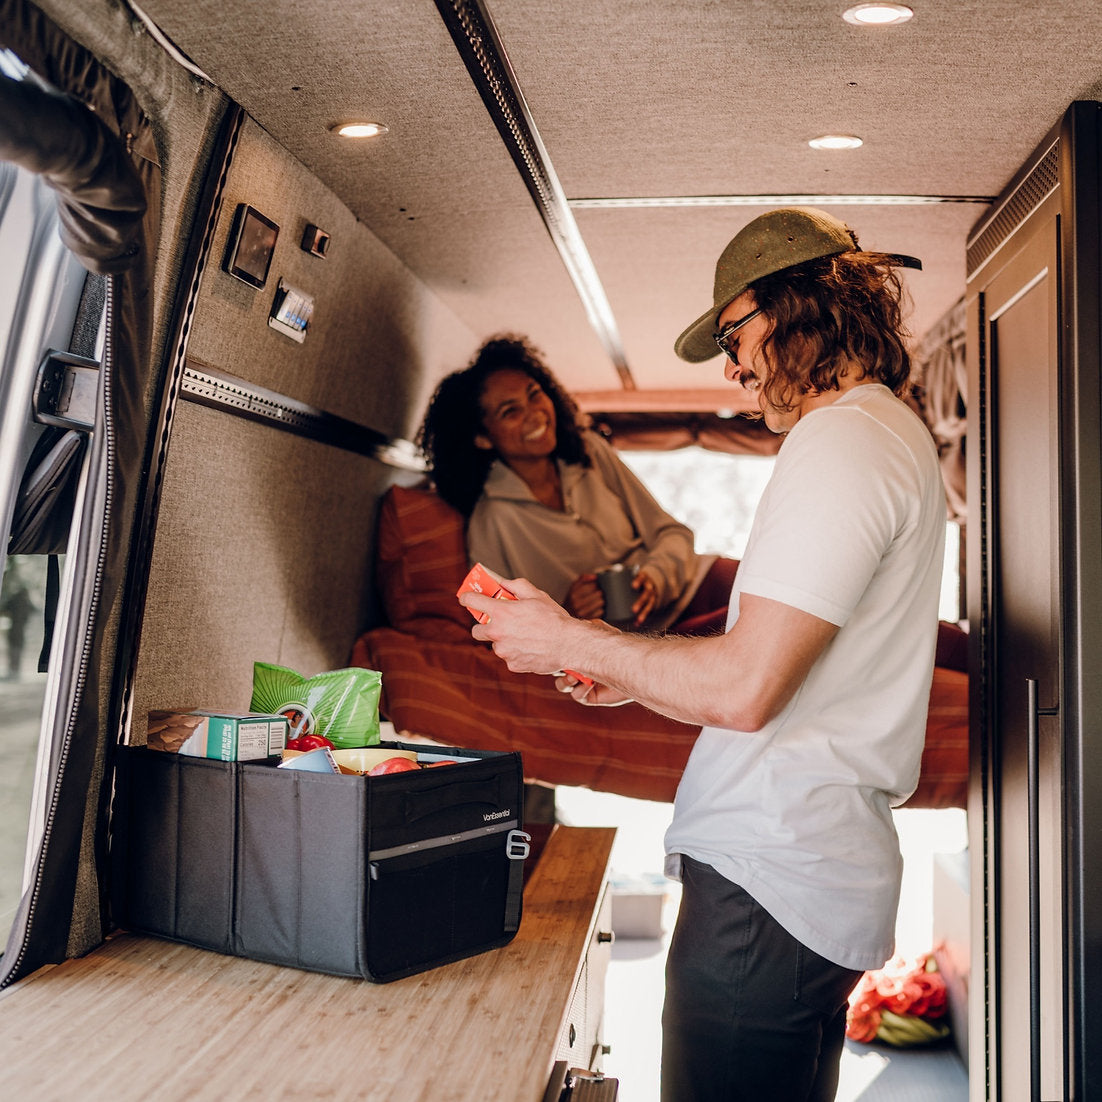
[975,286,996,1102]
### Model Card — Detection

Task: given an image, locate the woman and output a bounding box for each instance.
[419,334,734,633]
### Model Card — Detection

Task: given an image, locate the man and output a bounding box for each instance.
[460,207,946,1101]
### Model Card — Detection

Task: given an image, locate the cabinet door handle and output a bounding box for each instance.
[1026,678,1059,1102]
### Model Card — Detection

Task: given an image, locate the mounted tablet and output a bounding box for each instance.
[223,204,279,288]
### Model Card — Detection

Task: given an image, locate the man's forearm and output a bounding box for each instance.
[564,621,742,727]
[465,579,837,733]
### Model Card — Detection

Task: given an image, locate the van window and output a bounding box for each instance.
[621,446,773,559]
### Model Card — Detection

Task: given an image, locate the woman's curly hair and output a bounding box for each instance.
[419,334,590,516]
[750,251,913,416]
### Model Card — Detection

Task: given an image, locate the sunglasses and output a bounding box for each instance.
[713,307,763,361]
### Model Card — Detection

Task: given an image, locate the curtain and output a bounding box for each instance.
[914,299,967,524]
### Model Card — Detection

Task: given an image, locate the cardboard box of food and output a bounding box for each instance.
[147,709,287,761]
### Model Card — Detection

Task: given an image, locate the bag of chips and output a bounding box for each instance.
[250,662,382,749]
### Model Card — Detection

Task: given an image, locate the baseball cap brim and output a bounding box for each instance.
[674,298,764,364]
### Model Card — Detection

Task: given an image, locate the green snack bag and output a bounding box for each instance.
[250,662,382,749]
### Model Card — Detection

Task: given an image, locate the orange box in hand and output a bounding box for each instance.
[456,563,518,624]
[457,564,594,687]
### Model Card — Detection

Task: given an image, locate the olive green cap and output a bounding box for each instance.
[674,207,859,363]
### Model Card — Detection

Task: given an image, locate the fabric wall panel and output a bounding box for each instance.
[131,401,386,742]
[186,117,475,443]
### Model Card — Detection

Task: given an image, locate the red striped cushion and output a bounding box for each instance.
[900,666,969,810]
[352,625,699,803]
[376,484,470,636]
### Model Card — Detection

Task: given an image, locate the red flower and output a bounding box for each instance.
[846,1005,882,1043]
[845,951,950,1044]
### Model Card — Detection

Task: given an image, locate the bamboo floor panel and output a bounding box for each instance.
[0,824,615,1102]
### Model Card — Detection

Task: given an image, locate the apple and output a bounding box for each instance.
[296,734,335,752]
[368,756,420,776]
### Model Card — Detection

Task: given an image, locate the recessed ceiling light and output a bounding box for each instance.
[842,3,914,26]
[330,121,388,139]
[808,134,864,150]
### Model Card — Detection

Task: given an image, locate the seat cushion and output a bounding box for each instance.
[899,666,969,810]
[352,625,700,804]
[376,484,471,637]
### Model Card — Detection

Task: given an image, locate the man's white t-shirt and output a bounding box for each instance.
[664,383,946,971]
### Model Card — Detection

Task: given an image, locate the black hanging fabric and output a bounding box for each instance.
[0,0,162,985]
[37,552,59,673]
[0,73,146,273]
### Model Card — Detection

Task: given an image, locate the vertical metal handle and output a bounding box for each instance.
[1026,678,1059,1102]
[1026,678,1042,1102]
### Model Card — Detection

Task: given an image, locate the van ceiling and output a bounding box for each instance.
[134,0,1102,413]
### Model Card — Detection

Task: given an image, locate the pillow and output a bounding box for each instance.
[899,666,968,810]
[376,484,471,634]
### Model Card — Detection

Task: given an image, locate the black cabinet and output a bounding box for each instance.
[966,102,1102,1101]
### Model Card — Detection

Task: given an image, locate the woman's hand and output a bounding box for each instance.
[631,571,659,626]
[564,573,604,620]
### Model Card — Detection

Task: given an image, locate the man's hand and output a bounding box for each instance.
[555,671,633,707]
[460,575,581,676]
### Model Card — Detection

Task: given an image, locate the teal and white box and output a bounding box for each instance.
[147,709,287,760]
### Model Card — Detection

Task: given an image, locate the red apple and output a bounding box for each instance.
[296,734,335,752]
[367,756,420,776]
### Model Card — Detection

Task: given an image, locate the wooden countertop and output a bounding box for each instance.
[0,824,616,1101]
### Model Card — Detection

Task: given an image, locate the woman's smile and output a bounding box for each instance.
[476,368,559,462]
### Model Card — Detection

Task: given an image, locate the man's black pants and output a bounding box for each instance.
[661,856,863,1101]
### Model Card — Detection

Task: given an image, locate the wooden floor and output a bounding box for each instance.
[0,825,614,1102]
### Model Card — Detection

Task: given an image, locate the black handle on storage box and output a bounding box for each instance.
[403,774,504,822]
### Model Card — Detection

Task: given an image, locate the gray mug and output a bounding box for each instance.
[597,563,639,623]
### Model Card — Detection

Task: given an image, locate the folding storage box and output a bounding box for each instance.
[111,742,527,982]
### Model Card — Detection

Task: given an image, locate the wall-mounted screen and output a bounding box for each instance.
[224,204,279,288]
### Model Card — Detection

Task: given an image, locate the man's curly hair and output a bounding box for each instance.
[750,251,913,417]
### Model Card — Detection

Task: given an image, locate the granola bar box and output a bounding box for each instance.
[147,709,287,761]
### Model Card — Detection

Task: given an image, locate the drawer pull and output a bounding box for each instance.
[597,930,614,944]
